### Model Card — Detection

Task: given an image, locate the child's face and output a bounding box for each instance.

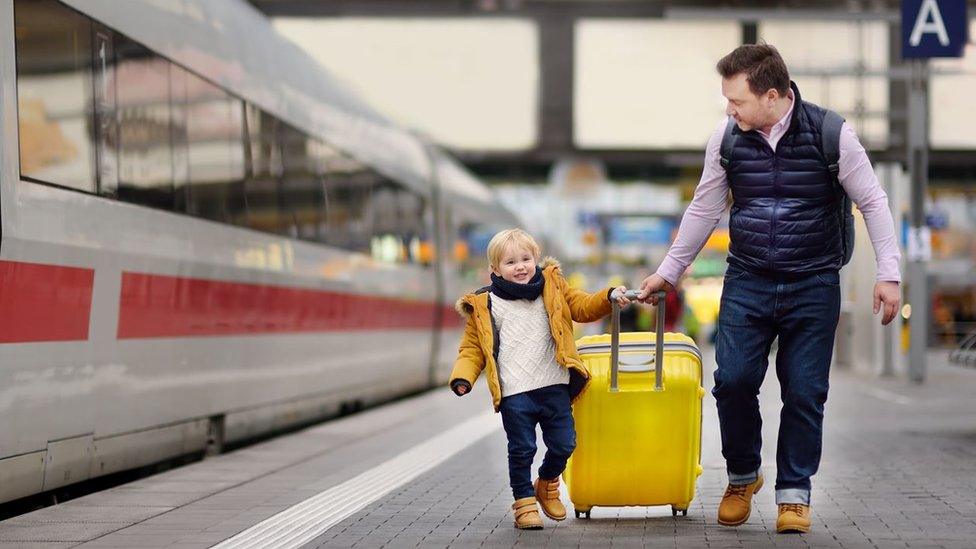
[492,245,537,284]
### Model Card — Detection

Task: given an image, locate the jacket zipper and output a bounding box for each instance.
[769,142,779,272]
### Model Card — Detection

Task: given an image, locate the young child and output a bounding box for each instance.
[450,228,630,530]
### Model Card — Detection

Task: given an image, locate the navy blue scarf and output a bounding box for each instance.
[490,267,544,301]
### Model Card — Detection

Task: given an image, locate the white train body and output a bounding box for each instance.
[0,0,513,503]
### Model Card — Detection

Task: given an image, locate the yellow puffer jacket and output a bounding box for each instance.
[450,257,613,412]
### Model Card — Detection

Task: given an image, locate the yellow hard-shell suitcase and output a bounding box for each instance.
[563,291,704,518]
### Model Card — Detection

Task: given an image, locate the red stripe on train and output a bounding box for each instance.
[117,272,441,338]
[0,260,94,343]
[439,310,464,329]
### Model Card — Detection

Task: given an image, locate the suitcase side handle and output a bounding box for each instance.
[610,290,666,392]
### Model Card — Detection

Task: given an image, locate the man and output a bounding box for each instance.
[638,44,901,534]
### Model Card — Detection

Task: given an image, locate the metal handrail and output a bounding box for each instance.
[948,330,976,368]
[610,290,666,392]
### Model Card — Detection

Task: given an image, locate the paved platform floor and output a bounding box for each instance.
[2,348,976,548]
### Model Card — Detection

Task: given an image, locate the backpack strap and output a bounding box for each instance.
[821,109,855,266]
[719,116,737,171]
[821,109,844,186]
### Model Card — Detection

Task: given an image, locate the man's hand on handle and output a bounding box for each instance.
[874,281,901,326]
[637,273,674,305]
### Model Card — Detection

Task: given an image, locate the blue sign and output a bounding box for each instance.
[577,211,599,227]
[926,210,949,229]
[465,227,495,255]
[607,217,675,246]
[902,0,968,58]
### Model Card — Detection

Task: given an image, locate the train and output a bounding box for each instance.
[0,0,516,505]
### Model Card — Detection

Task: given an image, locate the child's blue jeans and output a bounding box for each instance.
[499,383,576,500]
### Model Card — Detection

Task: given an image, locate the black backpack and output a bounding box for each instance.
[719,110,854,266]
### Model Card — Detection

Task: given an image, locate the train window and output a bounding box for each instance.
[243,104,283,233]
[369,183,401,261]
[455,221,497,284]
[184,72,246,224]
[170,64,191,212]
[307,138,348,237]
[323,164,375,254]
[244,104,280,181]
[11,0,436,267]
[14,0,97,192]
[91,24,118,195]
[403,191,434,265]
[369,181,431,264]
[111,36,176,209]
[280,125,326,241]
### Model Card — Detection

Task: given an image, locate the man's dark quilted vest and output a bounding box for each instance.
[725,82,845,276]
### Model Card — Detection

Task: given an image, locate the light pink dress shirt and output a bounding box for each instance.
[656,96,902,285]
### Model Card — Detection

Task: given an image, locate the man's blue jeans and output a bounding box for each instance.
[499,384,576,500]
[713,264,841,505]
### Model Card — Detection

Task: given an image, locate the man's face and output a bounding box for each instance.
[722,73,777,131]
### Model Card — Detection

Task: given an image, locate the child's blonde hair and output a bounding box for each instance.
[487,228,541,269]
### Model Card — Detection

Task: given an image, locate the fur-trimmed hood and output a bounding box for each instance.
[454,256,562,317]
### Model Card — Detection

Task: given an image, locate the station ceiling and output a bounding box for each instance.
[251,0,976,181]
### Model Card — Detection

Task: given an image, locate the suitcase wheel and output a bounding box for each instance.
[574,508,591,519]
[671,506,688,517]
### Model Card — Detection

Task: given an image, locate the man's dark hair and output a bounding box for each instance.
[716,43,790,97]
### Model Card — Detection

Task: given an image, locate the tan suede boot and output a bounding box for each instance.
[776,503,811,533]
[717,475,764,526]
[534,477,567,521]
[512,497,543,530]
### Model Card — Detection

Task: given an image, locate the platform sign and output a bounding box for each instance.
[926,209,949,230]
[902,0,968,58]
[606,217,675,246]
[907,226,933,261]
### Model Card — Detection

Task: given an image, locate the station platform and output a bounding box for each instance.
[2,348,976,548]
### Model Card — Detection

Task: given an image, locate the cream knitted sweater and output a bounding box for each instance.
[490,293,569,398]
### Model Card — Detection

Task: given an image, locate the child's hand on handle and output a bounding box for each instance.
[610,286,633,307]
[637,273,674,305]
[450,379,471,396]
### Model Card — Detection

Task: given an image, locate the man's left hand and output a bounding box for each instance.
[874,281,901,325]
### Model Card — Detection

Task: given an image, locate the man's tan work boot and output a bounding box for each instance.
[534,477,567,521]
[776,503,811,533]
[717,475,764,526]
[512,497,543,530]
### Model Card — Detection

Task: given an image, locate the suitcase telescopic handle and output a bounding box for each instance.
[610,290,666,392]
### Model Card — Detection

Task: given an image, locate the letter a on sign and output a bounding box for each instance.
[910,0,950,46]
[902,0,968,58]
